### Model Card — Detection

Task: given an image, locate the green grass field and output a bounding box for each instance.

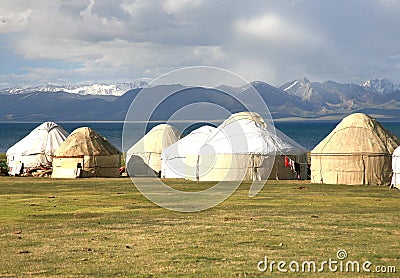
[0,177,399,277]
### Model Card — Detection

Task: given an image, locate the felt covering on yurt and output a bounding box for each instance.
[6,122,68,175]
[311,113,400,185]
[184,112,308,181]
[126,124,180,176]
[52,127,121,178]
[161,125,216,179]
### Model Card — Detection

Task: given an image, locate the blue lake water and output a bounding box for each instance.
[1,121,400,153]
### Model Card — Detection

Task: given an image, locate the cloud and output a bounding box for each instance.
[235,13,322,46]
[162,0,204,14]
[0,8,32,33]
[0,0,400,87]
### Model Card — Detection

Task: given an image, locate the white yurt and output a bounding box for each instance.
[6,122,69,175]
[311,113,400,185]
[52,127,121,178]
[126,124,181,177]
[184,112,308,181]
[391,147,400,189]
[161,125,216,179]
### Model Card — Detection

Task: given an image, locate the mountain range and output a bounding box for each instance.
[0,80,149,96]
[1,78,400,122]
[278,77,400,120]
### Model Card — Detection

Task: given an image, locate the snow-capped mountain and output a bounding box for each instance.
[361,78,399,94]
[278,77,355,109]
[279,77,400,112]
[0,80,149,96]
[280,77,314,101]
[281,77,399,101]
[282,78,400,97]
[2,79,400,122]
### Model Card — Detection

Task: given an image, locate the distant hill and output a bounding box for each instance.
[279,77,400,120]
[1,78,400,122]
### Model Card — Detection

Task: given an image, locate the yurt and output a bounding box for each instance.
[184,112,308,181]
[161,125,216,179]
[390,147,400,189]
[52,127,121,178]
[6,122,68,175]
[126,124,180,177]
[311,113,400,185]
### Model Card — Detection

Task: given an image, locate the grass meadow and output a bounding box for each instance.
[0,177,399,277]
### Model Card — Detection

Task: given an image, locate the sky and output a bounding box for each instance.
[0,0,400,88]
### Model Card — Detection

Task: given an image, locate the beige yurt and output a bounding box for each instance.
[126,124,180,176]
[311,113,400,185]
[52,127,121,178]
[184,112,308,181]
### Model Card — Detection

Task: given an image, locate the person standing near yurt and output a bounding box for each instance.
[52,127,121,178]
[126,124,180,177]
[311,113,400,185]
[6,122,69,176]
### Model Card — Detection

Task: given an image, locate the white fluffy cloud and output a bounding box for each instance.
[0,0,400,87]
[236,13,322,45]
